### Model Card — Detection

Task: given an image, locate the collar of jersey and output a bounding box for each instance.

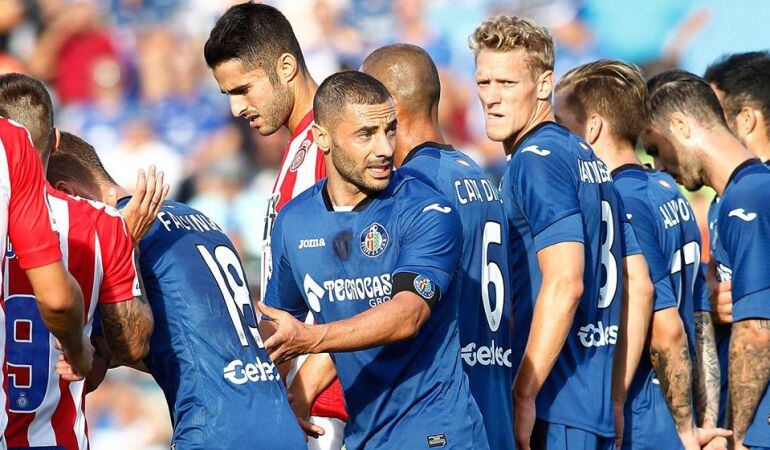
[116,195,132,209]
[510,120,560,154]
[610,162,654,178]
[726,157,764,189]
[401,141,456,165]
[321,180,375,212]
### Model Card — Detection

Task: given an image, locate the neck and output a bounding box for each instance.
[286,73,318,134]
[503,100,554,154]
[748,141,770,163]
[326,173,368,208]
[99,181,130,204]
[702,129,755,196]
[395,114,445,167]
[593,138,641,172]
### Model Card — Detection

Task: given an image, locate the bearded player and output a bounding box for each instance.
[204,4,346,445]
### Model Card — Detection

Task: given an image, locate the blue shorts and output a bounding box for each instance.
[531,420,614,450]
[623,379,683,450]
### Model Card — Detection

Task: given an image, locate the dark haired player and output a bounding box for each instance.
[644,69,770,450]
[205,5,347,443]
[703,52,770,426]
[46,133,307,450]
[259,71,489,450]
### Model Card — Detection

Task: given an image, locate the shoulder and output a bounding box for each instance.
[391,172,461,227]
[510,122,585,173]
[721,167,770,215]
[279,180,325,218]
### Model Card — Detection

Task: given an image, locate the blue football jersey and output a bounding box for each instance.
[118,199,305,450]
[611,165,710,445]
[715,159,770,446]
[399,142,514,450]
[264,171,489,450]
[707,195,732,427]
[501,122,641,437]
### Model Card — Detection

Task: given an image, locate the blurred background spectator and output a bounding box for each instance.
[0,1,767,447]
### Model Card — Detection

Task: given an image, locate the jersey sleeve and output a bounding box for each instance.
[623,194,678,311]
[720,192,770,321]
[263,210,308,320]
[5,122,62,269]
[96,208,142,303]
[392,191,463,301]
[511,144,584,252]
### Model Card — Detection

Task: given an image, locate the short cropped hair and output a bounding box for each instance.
[204,2,307,80]
[647,69,726,132]
[313,71,393,129]
[0,73,54,153]
[704,51,770,128]
[557,59,649,144]
[48,131,116,188]
[469,15,554,78]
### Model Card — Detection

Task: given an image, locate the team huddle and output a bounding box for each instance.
[0,2,768,450]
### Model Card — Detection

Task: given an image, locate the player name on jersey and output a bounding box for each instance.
[157,210,223,233]
[453,177,501,205]
[659,197,694,229]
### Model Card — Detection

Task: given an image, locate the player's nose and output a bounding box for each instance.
[229,96,247,118]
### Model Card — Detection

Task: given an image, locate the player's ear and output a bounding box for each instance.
[312,123,331,155]
[586,114,602,145]
[51,127,61,156]
[277,53,299,85]
[536,70,554,101]
[669,112,691,141]
[54,180,76,195]
[736,106,757,137]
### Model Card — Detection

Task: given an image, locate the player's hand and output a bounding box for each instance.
[258,302,324,364]
[287,392,325,440]
[296,416,325,441]
[513,393,536,450]
[709,280,732,324]
[54,337,94,381]
[696,427,731,450]
[108,166,170,244]
[613,401,624,449]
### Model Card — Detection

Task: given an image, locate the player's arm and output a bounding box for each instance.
[730,318,770,447]
[693,310,720,428]
[97,295,153,364]
[288,353,338,420]
[7,124,91,377]
[261,279,433,363]
[611,252,653,404]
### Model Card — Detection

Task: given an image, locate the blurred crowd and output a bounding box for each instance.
[0,0,768,448]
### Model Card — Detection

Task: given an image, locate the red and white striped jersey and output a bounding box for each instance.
[4,187,141,450]
[259,110,348,423]
[0,117,63,449]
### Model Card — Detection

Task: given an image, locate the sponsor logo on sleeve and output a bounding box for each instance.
[427,434,447,448]
[728,208,757,222]
[422,203,452,214]
[360,223,389,257]
[413,275,436,300]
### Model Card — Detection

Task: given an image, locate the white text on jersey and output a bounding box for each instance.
[460,340,512,367]
[223,357,280,384]
[578,159,611,184]
[659,198,693,229]
[454,178,502,205]
[158,211,223,233]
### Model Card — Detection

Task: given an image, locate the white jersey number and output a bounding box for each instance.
[482,221,505,331]
[598,200,618,308]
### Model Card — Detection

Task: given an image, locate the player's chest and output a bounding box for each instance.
[287,212,404,316]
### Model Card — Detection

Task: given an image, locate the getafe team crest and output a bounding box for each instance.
[360,222,389,257]
[413,275,435,300]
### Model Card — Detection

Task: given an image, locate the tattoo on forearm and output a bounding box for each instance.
[650,340,694,431]
[693,311,720,427]
[98,296,153,363]
[730,319,770,442]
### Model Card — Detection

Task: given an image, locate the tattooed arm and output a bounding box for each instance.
[649,307,699,448]
[729,319,770,448]
[97,293,154,365]
[693,311,720,427]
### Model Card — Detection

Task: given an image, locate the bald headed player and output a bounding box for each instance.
[362,44,514,449]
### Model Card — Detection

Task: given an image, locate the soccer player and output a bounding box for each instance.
[204,4,347,444]
[46,134,308,449]
[644,69,770,450]
[259,70,489,450]
[470,16,653,450]
[0,99,89,450]
[555,60,729,449]
[703,52,770,425]
[0,74,155,450]
[361,43,514,449]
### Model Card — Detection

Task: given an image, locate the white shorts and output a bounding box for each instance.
[307,416,345,450]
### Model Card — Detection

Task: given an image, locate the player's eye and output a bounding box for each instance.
[476,79,489,87]
[500,80,517,86]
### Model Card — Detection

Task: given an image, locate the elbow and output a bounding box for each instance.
[554,275,583,311]
[651,311,686,349]
[115,312,154,364]
[633,275,655,307]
